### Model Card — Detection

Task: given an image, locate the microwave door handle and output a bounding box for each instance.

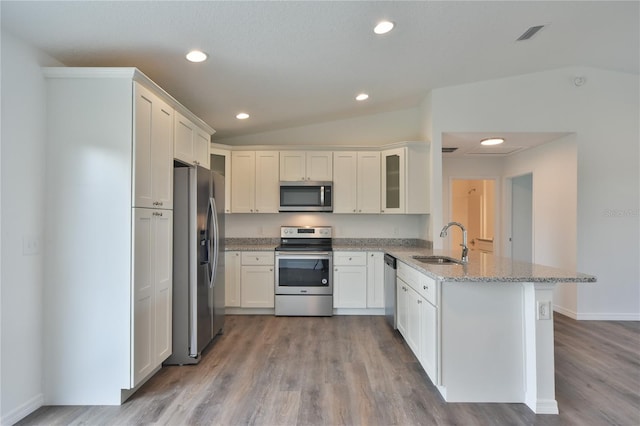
[320,186,325,206]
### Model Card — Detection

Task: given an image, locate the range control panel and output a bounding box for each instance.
[280,226,332,238]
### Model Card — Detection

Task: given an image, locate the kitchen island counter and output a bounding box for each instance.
[332,243,595,283]
[386,247,596,283]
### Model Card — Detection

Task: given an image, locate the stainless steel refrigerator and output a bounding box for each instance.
[164,164,225,365]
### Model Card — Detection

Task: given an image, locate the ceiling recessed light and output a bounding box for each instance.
[185,50,208,63]
[355,93,369,101]
[480,137,505,146]
[374,20,394,35]
[236,112,250,120]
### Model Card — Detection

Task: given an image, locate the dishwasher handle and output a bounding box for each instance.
[384,254,397,269]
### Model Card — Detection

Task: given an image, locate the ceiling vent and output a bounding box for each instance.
[516,25,545,41]
[442,147,458,153]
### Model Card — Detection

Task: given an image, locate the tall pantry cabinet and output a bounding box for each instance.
[42,68,213,405]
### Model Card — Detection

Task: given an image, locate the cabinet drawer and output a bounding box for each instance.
[397,261,420,288]
[241,251,274,266]
[333,251,367,266]
[418,274,436,306]
[398,261,437,305]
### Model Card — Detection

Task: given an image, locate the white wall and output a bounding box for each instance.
[226,213,425,239]
[502,135,578,315]
[215,106,422,147]
[429,67,639,320]
[0,31,63,424]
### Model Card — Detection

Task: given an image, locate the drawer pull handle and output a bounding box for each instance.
[423,285,428,290]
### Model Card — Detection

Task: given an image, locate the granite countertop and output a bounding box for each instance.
[386,247,596,283]
[224,238,596,283]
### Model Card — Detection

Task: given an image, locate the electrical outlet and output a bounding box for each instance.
[536,301,552,320]
[23,235,41,255]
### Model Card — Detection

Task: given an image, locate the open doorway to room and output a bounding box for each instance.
[450,179,496,254]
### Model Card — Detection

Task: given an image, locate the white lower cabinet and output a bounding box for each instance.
[333,251,384,309]
[366,252,384,308]
[397,261,439,383]
[333,252,367,308]
[240,252,274,308]
[420,296,437,381]
[396,277,409,337]
[225,252,241,307]
[132,208,173,387]
[334,267,368,308]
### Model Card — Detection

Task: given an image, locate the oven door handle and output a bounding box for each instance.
[275,251,333,257]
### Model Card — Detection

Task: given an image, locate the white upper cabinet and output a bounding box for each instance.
[230,151,256,213]
[357,152,381,213]
[381,144,430,214]
[280,151,332,181]
[231,151,279,213]
[333,151,381,214]
[133,82,173,210]
[174,111,211,169]
[332,152,358,213]
[254,151,280,213]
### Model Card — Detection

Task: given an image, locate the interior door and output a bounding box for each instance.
[511,173,533,262]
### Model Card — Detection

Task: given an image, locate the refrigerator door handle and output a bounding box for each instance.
[208,196,219,288]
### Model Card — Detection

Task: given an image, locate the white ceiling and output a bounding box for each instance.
[2,1,638,141]
[442,132,571,157]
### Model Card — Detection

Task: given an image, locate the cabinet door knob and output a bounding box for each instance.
[270,268,273,272]
[353,209,356,212]
[255,209,259,212]
[423,285,428,290]
[349,257,352,261]
[418,300,422,304]
[256,257,259,261]
[335,268,338,271]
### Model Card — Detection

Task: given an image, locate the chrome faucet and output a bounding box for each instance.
[440,222,469,263]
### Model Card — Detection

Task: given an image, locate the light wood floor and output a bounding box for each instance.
[18,314,640,425]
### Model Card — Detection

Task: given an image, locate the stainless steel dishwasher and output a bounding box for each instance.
[384,254,397,329]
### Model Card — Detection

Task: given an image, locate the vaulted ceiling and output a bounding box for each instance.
[2,1,638,140]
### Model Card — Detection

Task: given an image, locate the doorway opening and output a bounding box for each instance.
[450,179,496,254]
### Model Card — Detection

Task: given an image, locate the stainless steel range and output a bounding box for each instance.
[275,226,333,316]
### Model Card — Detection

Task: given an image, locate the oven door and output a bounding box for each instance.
[275,251,333,295]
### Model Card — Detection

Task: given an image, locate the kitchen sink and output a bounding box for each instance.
[411,255,464,265]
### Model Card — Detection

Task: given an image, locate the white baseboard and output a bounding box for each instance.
[554,306,640,321]
[553,305,577,319]
[576,312,640,321]
[530,399,559,415]
[1,393,44,426]
[225,308,275,315]
[225,308,385,316]
[333,308,384,316]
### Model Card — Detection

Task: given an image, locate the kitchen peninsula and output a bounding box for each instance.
[225,239,596,415]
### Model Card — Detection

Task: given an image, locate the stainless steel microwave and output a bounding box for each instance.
[279,181,333,212]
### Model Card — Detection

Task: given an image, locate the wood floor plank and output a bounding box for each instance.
[16,313,640,426]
